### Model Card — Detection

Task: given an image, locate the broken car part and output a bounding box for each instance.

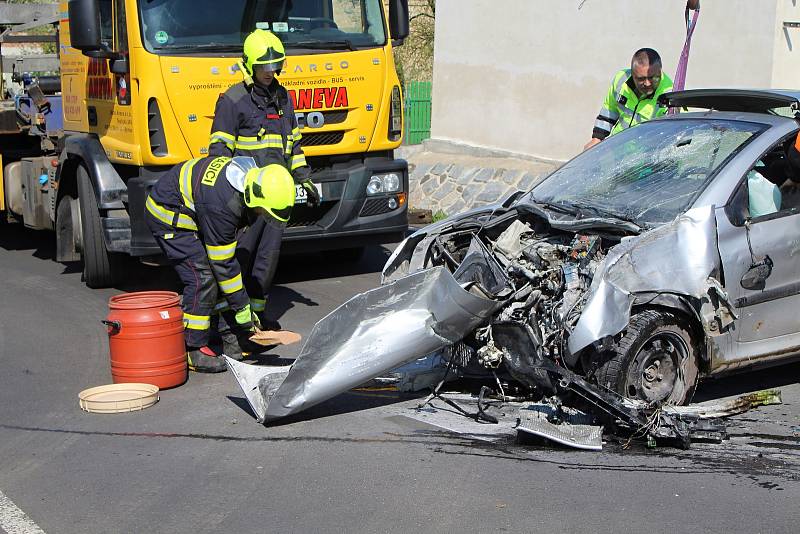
[227,266,498,423]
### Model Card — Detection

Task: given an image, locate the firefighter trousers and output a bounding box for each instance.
[235,215,286,322]
[146,214,219,348]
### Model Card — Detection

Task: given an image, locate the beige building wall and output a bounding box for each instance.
[430,0,800,161]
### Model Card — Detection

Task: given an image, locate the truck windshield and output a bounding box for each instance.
[140,0,387,53]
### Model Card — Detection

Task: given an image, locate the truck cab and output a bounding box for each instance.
[3,0,410,287]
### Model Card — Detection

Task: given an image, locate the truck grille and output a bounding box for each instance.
[287,203,332,227]
[360,197,395,217]
[321,110,347,124]
[299,131,344,147]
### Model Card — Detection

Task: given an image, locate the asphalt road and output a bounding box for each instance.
[0,225,798,534]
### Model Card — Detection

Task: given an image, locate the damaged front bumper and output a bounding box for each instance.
[227,266,498,423]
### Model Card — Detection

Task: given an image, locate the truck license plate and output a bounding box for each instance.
[294,182,322,204]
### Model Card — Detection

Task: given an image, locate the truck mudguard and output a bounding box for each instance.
[60,134,126,209]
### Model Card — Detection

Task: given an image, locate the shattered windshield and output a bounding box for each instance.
[140,0,386,53]
[523,119,765,227]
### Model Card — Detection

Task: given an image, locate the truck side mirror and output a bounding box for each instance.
[68,0,119,59]
[68,0,103,52]
[389,0,409,45]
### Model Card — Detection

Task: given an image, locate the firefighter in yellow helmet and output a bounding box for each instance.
[208,29,317,346]
[145,156,295,372]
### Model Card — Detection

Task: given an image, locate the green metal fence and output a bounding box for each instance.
[404,81,432,145]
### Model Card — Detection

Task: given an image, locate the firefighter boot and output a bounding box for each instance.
[221,331,245,361]
[187,346,227,373]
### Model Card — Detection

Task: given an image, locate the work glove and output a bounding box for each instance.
[251,311,262,331]
[301,180,321,208]
[234,305,255,332]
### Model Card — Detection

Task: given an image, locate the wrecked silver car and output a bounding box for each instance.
[383,89,800,405]
[229,90,800,443]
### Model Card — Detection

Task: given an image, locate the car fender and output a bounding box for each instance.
[567,205,736,360]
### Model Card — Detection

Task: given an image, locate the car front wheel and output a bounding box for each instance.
[594,309,700,405]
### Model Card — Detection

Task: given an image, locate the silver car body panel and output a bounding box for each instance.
[567,205,736,354]
[227,266,498,422]
[382,205,511,284]
[660,89,800,113]
[384,111,800,374]
[715,204,800,371]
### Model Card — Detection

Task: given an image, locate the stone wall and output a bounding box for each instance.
[399,142,561,217]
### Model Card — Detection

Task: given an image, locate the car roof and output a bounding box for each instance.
[654,109,796,129]
[658,89,800,114]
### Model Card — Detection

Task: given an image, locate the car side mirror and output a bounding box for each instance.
[740,255,773,291]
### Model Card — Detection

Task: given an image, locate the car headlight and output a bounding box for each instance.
[366,173,402,196]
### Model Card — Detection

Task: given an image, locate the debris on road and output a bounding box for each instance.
[663,389,782,419]
[399,388,781,451]
[517,404,603,451]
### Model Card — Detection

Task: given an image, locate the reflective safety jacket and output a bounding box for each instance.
[209,80,310,183]
[592,69,673,140]
[147,156,256,314]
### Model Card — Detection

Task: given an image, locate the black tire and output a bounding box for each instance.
[77,166,119,288]
[55,193,81,262]
[594,310,700,405]
[324,246,365,263]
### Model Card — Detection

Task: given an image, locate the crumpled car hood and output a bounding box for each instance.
[382,203,736,361]
[568,204,736,354]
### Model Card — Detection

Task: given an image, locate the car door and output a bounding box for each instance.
[716,143,800,369]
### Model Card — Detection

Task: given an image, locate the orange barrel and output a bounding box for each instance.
[104,291,187,389]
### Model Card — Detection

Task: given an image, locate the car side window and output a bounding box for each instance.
[732,133,800,224]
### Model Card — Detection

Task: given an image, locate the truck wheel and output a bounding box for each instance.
[55,193,81,262]
[594,310,700,405]
[77,166,119,288]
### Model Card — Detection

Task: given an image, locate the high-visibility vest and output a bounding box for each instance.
[594,69,673,138]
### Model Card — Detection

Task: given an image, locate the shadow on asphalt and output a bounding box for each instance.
[224,391,409,423]
[272,245,393,284]
[251,389,422,426]
[0,221,391,293]
[0,225,81,274]
[693,360,800,402]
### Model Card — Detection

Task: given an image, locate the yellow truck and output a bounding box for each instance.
[2,0,409,287]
